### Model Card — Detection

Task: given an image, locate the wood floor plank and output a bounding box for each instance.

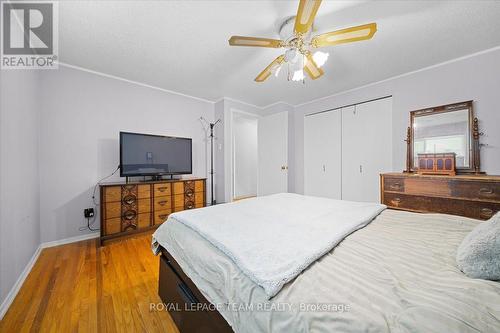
[0,233,179,333]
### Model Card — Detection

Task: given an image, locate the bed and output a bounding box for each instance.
[152,194,500,333]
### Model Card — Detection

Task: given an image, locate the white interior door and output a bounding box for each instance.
[342,97,393,202]
[258,111,288,196]
[304,110,341,199]
[341,105,363,201]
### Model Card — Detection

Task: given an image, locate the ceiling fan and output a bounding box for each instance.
[228,0,377,83]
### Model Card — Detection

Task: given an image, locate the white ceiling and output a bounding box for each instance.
[59,0,500,107]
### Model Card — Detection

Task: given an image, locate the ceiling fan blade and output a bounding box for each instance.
[255,55,285,82]
[229,36,283,48]
[311,23,377,48]
[294,0,322,34]
[304,53,324,80]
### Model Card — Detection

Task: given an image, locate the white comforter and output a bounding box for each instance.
[153,193,385,298]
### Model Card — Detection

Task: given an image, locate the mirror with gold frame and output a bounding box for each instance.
[406,101,481,174]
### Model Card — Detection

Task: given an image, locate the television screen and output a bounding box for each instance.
[120,132,192,177]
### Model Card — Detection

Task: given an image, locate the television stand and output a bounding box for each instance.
[99,177,206,245]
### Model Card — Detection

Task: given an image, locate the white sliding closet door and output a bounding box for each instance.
[342,97,392,202]
[304,110,341,199]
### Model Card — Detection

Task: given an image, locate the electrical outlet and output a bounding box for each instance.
[84,208,95,218]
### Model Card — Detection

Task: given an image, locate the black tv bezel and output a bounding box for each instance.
[119,131,193,177]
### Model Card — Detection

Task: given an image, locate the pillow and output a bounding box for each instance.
[456,212,500,280]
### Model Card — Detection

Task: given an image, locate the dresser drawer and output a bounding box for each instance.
[105,201,122,219]
[154,209,172,225]
[137,212,152,229]
[173,194,184,208]
[383,177,405,192]
[137,198,151,213]
[138,184,151,199]
[104,212,151,235]
[384,192,500,220]
[195,192,204,206]
[173,182,184,194]
[104,217,121,235]
[195,180,204,193]
[404,177,450,197]
[103,186,121,202]
[154,183,172,197]
[154,196,172,211]
[450,180,500,202]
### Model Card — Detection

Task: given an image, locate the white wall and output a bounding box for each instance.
[232,113,257,198]
[38,66,214,243]
[0,71,41,310]
[293,48,500,194]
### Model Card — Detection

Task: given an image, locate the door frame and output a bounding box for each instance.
[230,109,260,201]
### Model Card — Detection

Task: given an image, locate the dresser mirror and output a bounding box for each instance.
[406,101,481,174]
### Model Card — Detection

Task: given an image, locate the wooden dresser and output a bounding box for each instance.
[380,173,500,220]
[99,178,206,245]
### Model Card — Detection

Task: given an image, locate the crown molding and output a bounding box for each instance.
[58,45,500,110]
[294,45,500,108]
[214,96,264,110]
[58,62,216,104]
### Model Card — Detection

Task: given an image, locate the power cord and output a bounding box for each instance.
[80,165,120,232]
[83,216,99,232]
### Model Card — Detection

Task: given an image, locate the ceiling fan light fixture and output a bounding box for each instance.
[228,1,378,83]
[312,51,329,68]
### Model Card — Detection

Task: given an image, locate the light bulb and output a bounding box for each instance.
[292,70,305,82]
[312,51,329,68]
[274,65,282,77]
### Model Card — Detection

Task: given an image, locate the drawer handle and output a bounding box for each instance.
[123,211,137,220]
[158,200,169,206]
[479,188,494,195]
[389,183,401,190]
[123,195,136,205]
[480,208,494,219]
[391,198,401,205]
[158,214,169,219]
[157,187,169,192]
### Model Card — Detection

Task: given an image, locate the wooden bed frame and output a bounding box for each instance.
[158,247,233,332]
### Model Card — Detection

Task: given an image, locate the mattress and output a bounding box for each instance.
[155,208,500,333]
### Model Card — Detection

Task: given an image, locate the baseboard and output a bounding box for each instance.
[0,232,100,320]
[0,245,42,320]
[41,232,100,249]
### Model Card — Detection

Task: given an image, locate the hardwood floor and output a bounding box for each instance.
[0,234,179,333]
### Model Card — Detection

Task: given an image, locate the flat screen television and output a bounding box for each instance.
[120,132,192,177]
